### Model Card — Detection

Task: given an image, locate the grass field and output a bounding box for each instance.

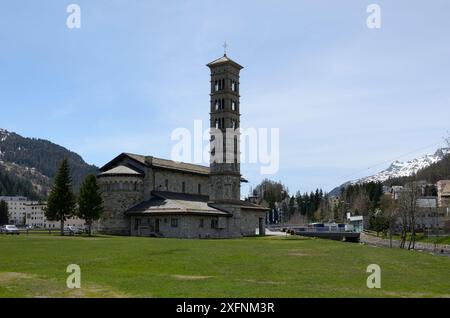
[0,234,449,298]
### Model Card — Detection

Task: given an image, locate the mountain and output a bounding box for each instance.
[0,128,98,198]
[330,147,450,196]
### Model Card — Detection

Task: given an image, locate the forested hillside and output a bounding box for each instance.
[0,128,98,198]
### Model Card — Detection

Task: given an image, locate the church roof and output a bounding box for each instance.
[151,157,210,175]
[98,165,143,177]
[207,54,243,69]
[99,153,248,182]
[126,191,232,217]
[100,153,210,176]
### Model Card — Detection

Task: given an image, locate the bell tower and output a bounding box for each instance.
[207,53,243,203]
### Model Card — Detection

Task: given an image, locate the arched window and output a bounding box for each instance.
[222,79,225,90]
[214,80,219,91]
[215,99,219,110]
[215,119,219,129]
[231,80,238,92]
[231,100,236,111]
[221,99,225,109]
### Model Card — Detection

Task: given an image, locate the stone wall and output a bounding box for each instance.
[130,215,235,238]
[241,209,266,236]
[209,174,240,202]
[154,169,210,196]
[97,175,144,235]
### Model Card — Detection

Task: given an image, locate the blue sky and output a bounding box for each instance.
[1,0,449,195]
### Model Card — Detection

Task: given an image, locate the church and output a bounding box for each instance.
[95,54,268,238]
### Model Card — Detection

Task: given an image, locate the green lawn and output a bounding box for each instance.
[0,234,449,298]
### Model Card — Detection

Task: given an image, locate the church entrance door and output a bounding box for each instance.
[155,218,160,233]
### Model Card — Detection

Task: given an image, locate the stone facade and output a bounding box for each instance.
[208,55,242,203]
[97,175,144,235]
[437,180,450,208]
[240,209,266,236]
[154,169,209,196]
[130,215,234,239]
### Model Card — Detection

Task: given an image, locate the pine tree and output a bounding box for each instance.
[45,159,76,235]
[77,174,103,236]
[0,200,9,225]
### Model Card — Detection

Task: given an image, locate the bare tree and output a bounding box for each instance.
[397,182,421,249]
[353,190,370,215]
[314,197,333,222]
[352,190,371,229]
[379,194,398,248]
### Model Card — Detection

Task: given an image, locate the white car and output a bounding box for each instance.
[0,225,20,235]
[63,226,83,235]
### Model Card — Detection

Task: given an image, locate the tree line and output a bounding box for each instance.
[250,179,330,224]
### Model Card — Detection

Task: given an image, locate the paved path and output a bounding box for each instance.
[360,233,450,256]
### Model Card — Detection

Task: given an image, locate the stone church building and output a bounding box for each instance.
[96,54,268,238]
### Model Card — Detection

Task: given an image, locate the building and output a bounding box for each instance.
[0,196,85,228]
[0,196,28,225]
[24,202,85,229]
[346,213,364,233]
[390,186,404,200]
[437,180,450,208]
[96,54,268,238]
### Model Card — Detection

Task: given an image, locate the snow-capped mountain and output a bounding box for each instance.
[330,147,450,195]
[356,148,450,184]
[0,128,10,142]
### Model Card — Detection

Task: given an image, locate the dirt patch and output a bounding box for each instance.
[287,252,310,257]
[0,271,128,298]
[242,279,285,285]
[171,275,213,280]
[0,272,36,283]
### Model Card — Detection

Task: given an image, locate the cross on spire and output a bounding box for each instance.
[223,41,228,55]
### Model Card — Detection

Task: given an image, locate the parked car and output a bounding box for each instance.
[0,225,20,235]
[63,226,83,235]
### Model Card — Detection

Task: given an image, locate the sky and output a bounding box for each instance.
[1,0,449,196]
